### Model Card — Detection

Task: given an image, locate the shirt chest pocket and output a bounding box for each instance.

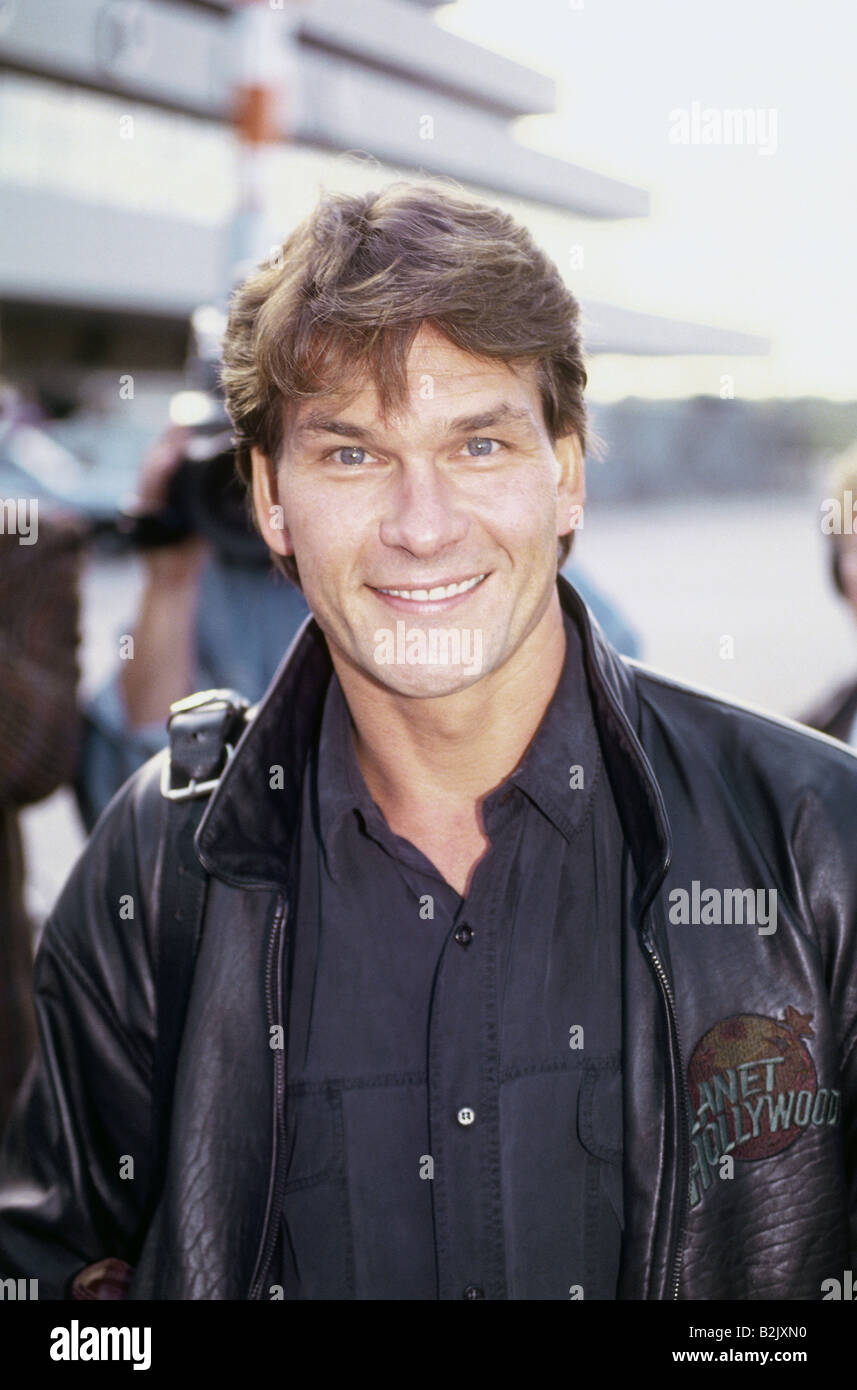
[282,1083,344,1187]
[277,1084,353,1299]
[577,1060,624,1236]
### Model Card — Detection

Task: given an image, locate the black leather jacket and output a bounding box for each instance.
[2,574,857,1300]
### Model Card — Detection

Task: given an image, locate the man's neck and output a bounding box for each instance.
[328,590,569,826]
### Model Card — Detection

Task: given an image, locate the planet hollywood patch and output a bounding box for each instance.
[686,1006,841,1208]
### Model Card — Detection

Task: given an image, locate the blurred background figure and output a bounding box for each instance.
[799,444,857,747]
[0,490,83,1137]
[71,307,313,829]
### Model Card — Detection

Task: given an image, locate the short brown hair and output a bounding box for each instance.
[220,178,588,587]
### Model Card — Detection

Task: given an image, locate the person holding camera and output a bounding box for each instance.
[74,423,311,830]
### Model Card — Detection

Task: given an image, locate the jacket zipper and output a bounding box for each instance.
[578,622,685,1301]
[644,931,690,1300]
[248,894,289,1299]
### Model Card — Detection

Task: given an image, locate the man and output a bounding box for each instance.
[1,180,857,1301]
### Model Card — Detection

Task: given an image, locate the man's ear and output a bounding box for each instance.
[250,445,293,558]
[554,433,586,539]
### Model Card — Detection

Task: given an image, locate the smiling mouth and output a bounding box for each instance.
[372,574,488,602]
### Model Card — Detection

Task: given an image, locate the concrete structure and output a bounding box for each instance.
[0,0,768,376]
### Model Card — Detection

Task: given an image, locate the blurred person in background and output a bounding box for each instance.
[0,508,83,1139]
[800,444,857,747]
[74,422,310,830]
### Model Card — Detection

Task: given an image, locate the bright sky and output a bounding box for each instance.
[436,0,857,401]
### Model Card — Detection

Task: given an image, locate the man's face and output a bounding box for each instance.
[252,323,583,697]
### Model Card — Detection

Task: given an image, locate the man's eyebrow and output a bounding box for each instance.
[444,404,537,434]
[293,414,375,443]
[293,402,537,443]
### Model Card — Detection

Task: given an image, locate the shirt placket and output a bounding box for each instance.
[426,803,517,1301]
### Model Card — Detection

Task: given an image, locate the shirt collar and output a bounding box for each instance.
[314,670,386,875]
[315,606,601,874]
[481,609,602,843]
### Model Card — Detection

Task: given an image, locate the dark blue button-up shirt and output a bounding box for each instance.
[274,608,626,1299]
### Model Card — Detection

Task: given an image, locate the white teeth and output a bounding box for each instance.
[379,575,485,601]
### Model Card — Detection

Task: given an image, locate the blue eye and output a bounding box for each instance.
[466,437,496,456]
[335,446,366,466]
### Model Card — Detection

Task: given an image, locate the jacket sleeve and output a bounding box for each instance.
[0,754,165,1298]
[792,755,857,1267]
[840,1036,857,1266]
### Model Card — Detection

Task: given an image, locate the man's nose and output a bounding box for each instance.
[378,461,470,557]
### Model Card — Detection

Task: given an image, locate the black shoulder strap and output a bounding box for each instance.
[144,689,250,1225]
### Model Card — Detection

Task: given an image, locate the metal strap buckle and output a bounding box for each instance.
[160,742,236,803]
[159,690,249,803]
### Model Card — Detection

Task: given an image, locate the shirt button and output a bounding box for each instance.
[463,1285,485,1300]
[457,1107,476,1126]
[454,923,474,947]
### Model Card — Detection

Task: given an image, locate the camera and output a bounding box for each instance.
[0,307,270,567]
[112,395,268,567]
[112,305,269,567]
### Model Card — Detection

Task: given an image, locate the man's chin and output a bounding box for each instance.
[357,615,491,695]
[367,662,488,699]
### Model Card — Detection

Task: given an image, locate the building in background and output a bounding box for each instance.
[0,0,766,503]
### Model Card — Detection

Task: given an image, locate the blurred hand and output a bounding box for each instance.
[131,424,209,585]
[131,424,192,512]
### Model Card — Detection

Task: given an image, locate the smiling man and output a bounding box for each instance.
[248,319,584,898]
[2,180,857,1302]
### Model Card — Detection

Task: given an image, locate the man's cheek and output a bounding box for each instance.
[487,475,554,529]
[492,505,555,557]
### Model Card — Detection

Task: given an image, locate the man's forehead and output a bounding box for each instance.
[406,327,519,372]
[287,349,541,439]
